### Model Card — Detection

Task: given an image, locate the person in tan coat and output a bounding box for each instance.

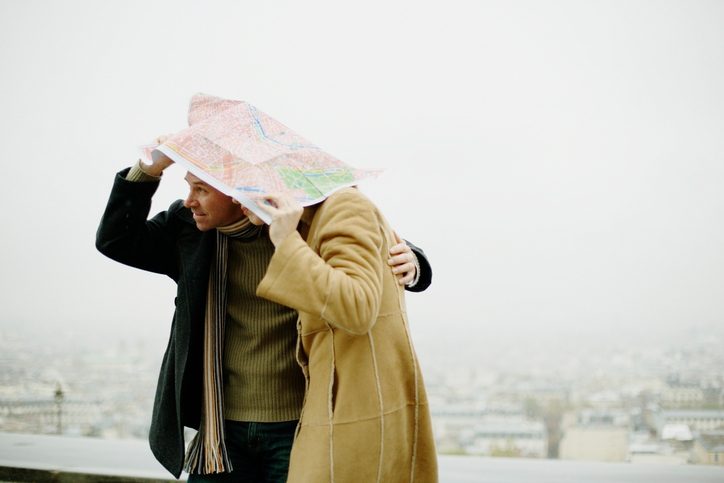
[247,187,438,482]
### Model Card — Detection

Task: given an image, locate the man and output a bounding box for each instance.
[95,136,432,481]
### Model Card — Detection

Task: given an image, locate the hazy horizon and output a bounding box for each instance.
[1,1,723,366]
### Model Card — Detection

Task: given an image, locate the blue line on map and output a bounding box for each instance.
[249,104,322,150]
[235,186,266,194]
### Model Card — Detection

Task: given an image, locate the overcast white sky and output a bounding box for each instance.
[1,1,723,364]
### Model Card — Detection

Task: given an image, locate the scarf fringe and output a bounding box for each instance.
[184,430,233,474]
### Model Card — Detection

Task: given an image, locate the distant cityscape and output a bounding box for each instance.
[1,320,723,467]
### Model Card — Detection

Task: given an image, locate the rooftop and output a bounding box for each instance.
[696,430,724,452]
[1,433,723,482]
[661,409,724,418]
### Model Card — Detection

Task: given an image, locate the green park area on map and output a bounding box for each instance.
[277,167,356,198]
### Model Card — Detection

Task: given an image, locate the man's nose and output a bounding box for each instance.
[183,194,196,208]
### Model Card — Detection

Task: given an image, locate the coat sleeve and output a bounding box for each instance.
[95,168,183,280]
[257,190,384,335]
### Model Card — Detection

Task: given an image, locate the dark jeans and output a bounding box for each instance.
[187,420,298,483]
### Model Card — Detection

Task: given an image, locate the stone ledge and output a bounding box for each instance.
[3,432,724,482]
[0,465,176,483]
[0,433,179,482]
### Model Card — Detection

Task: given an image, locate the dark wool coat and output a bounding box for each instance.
[95,168,433,478]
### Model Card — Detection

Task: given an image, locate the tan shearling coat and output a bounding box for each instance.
[257,187,438,482]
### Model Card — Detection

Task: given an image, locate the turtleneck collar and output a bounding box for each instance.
[217,217,264,239]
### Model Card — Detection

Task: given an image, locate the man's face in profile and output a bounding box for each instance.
[183,173,245,231]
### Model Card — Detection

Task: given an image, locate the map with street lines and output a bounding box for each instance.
[145,93,382,223]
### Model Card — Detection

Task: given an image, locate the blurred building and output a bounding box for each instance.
[692,430,724,466]
[650,409,724,433]
[559,409,632,462]
[627,430,689,465]
[661,381,705,408]
[464,420,547,458]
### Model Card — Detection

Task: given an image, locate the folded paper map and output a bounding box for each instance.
[137,93,382,224]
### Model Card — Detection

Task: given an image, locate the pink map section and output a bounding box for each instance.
[160,93,382,207]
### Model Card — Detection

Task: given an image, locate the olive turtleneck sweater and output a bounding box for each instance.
[222,229,305,422]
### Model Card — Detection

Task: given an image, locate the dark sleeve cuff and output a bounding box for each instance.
[404,240,432,293]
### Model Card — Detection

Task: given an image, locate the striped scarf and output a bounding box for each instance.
[184,217,264,475]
